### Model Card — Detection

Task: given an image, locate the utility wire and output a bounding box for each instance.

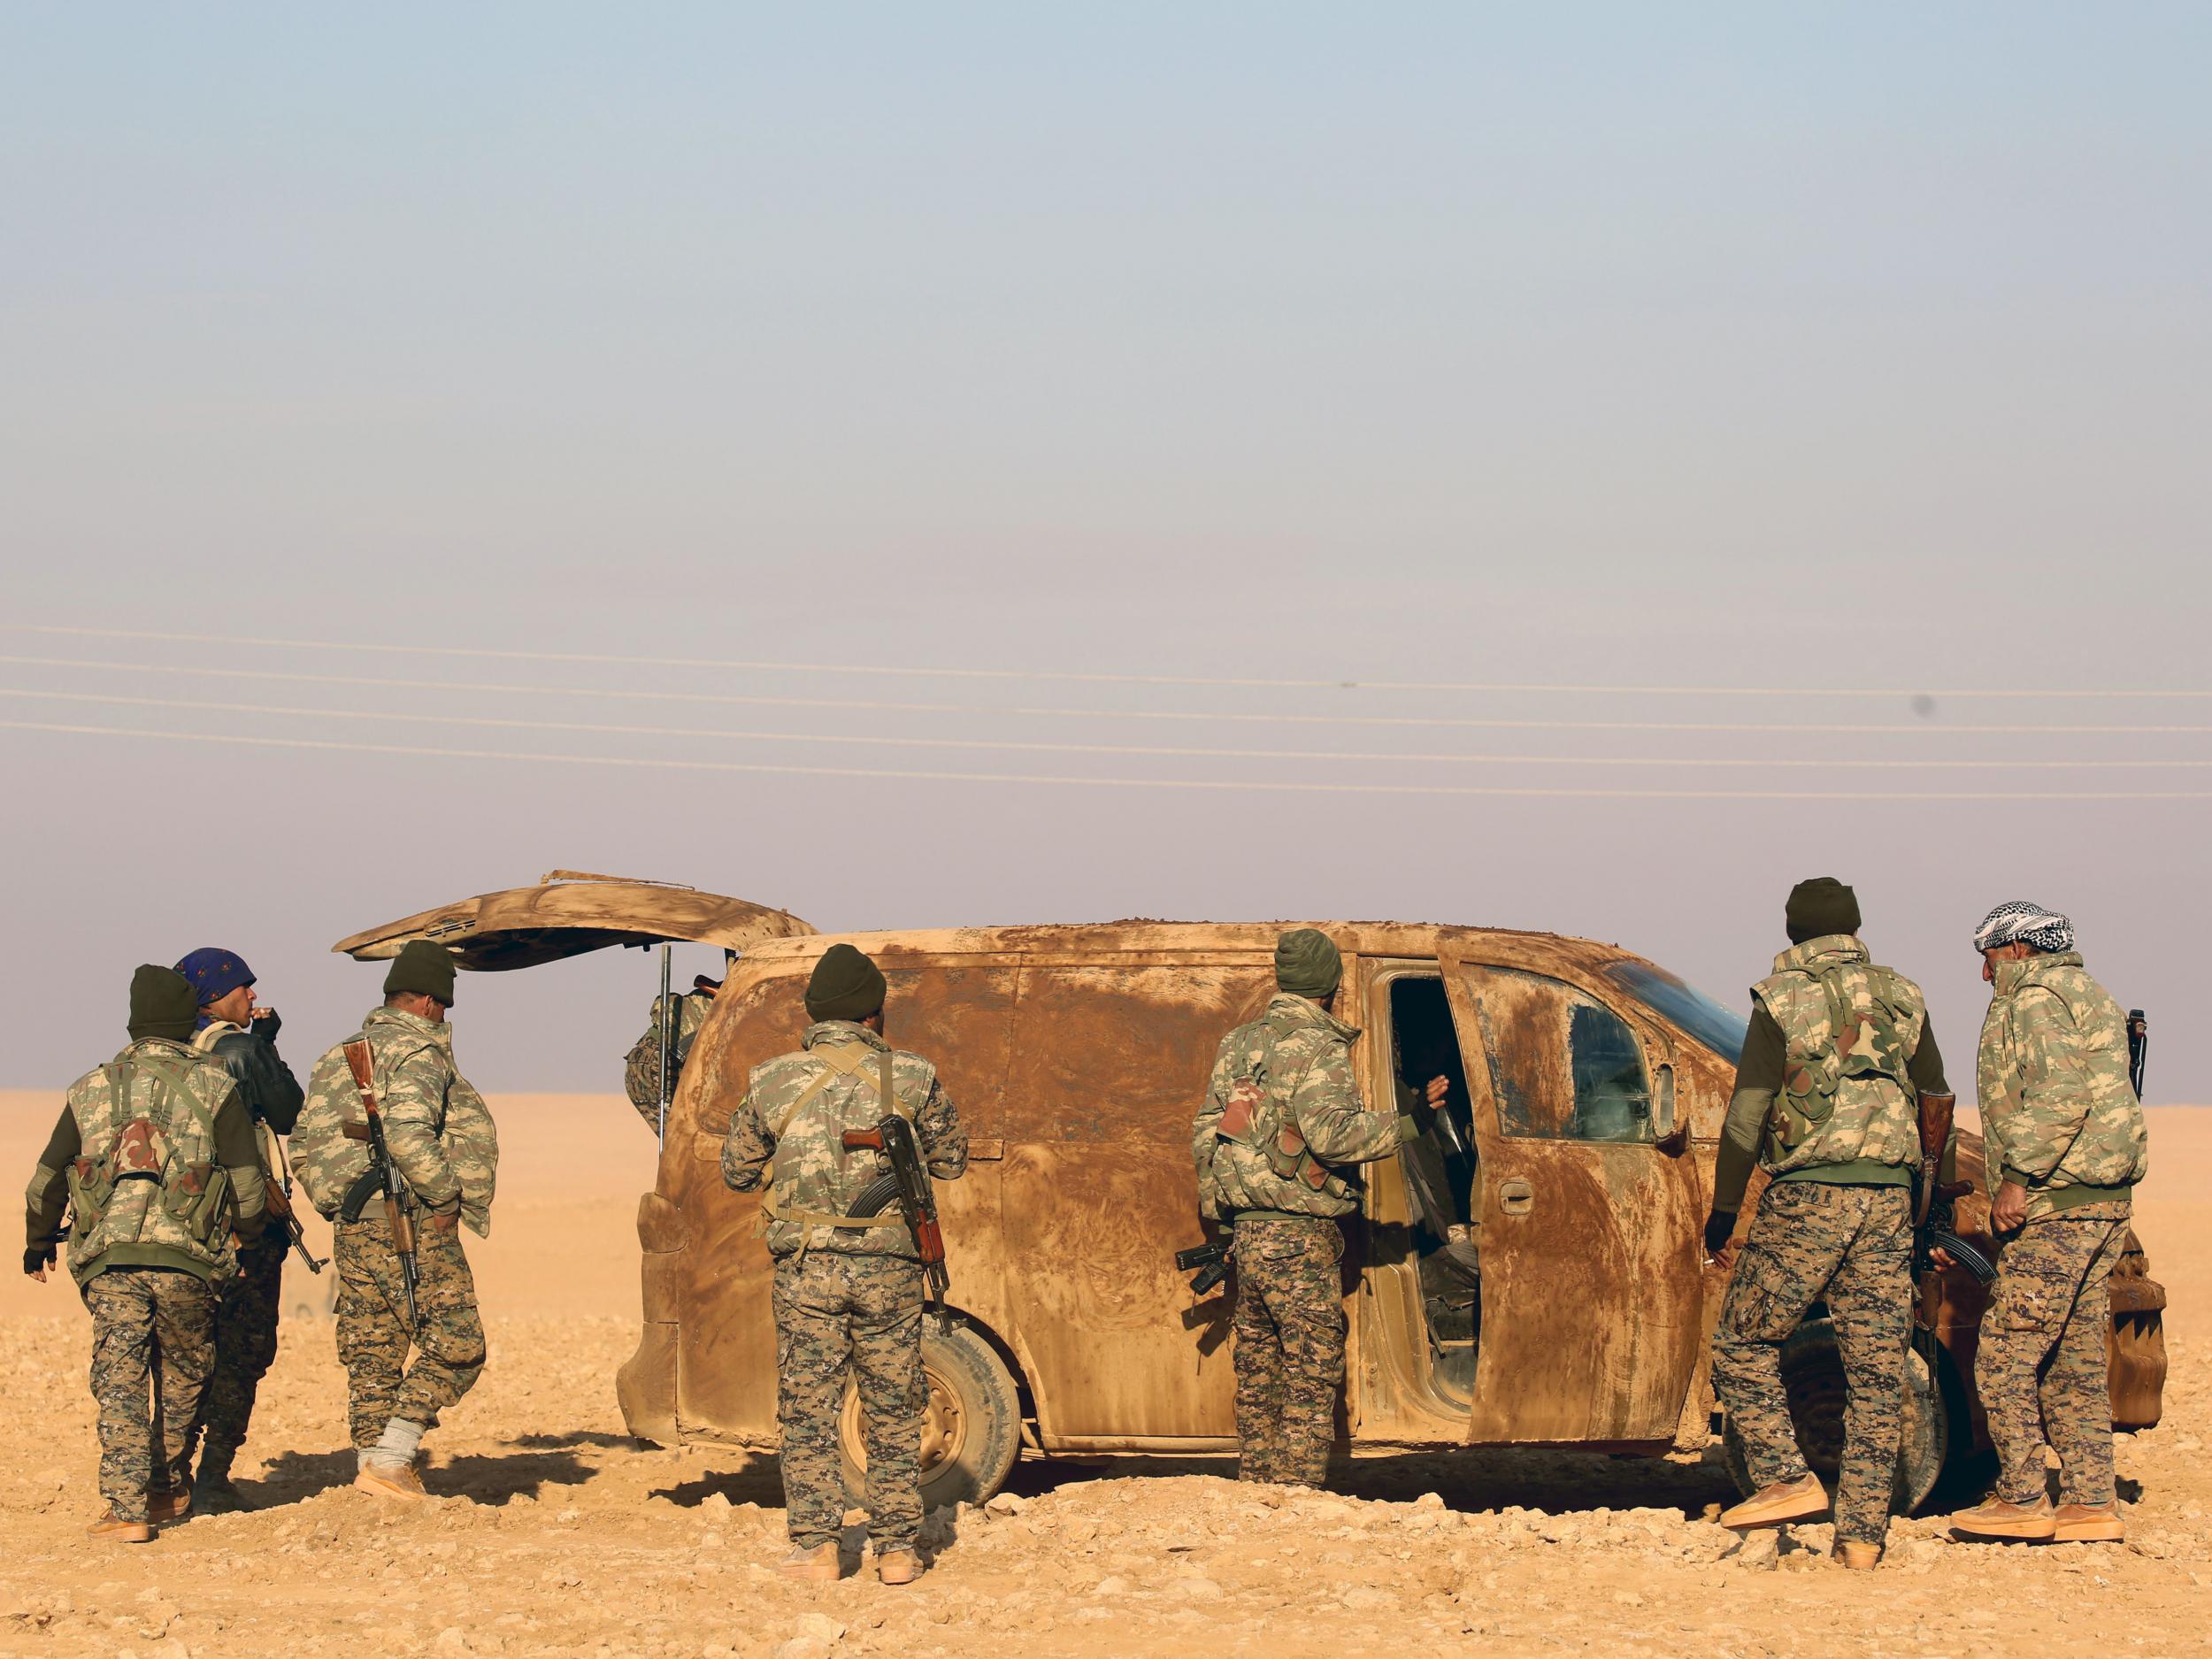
[5,719,2208,802]
[6,655,2208,739]
[19,625,2210,702]
[4,687,2208,771]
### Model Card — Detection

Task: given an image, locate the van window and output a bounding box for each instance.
[1466,967,1654,1143]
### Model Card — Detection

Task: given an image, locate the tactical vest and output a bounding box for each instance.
[1212,1018,1358,1205]
[761,1041,914,1240]
[64,1044,236,1285]
[1751,936,1924,1177]
[1977,951,2148,1203]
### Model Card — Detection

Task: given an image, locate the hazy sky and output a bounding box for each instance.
[3,5,2207,1099]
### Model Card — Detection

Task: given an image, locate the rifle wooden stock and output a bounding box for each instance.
[1914,1092,1956,1228]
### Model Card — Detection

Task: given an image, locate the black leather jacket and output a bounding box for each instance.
[196,1020,305,1135]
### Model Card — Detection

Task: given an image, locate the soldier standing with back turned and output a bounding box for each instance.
[720,944,967,1586]
[1192,928,1415,1488]
[173,946,306,1511]
[21,966,267,1540]
[1949,902,2148,1544]
[290,940,498,1500]
[1702,879,1951,1570]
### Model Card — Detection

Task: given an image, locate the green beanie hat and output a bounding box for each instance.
[127,964,200,1042]
[383,939,459,1005]
[1785,878,1862,945]
[1274,927,1343,999]
[805,942,887,1023]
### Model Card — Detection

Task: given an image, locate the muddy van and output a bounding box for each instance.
[339,874,2169,1511]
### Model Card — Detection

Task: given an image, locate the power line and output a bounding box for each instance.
[6,654,2208,738]
[19,624,2210,702]
[5,687,2209,771]
[6,718,2209,802]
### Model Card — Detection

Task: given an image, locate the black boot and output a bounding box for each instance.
[191,1455,250,1515]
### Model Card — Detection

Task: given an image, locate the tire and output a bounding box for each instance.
[1720,1317,1949,1517]
[840,1319,1022,1511]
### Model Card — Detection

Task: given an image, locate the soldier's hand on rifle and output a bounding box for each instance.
[1928,1244,1955,1271]
[1989,1179,2028,1234]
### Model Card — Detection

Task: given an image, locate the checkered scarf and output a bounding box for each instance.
[1973,901,2075,955]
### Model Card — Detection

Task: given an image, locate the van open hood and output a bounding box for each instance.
[331,870,816,972]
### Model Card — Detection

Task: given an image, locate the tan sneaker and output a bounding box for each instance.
[776,1542,843,1582]
[1950,1495,2055,1541]
[146,1488,191,1525]
[1719,1473,1830,1529]
[1835,1541,1882,1571]
[2053,1502,2125,1543]
[353,1463,429,1502]
[88,1510,156,1543]
[875,1548,920,1586]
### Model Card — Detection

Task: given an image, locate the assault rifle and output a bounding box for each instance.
[263,1162,326,1274]
[1176,1240,1232,1296]
[2127,1008,2148,1100]
[339,1039,419,1329]
[842,1115,950,1331]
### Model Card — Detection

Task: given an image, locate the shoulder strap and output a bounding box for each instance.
[768,1042,873,1139]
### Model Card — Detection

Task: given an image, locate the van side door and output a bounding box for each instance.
[1440,945,1705,1447]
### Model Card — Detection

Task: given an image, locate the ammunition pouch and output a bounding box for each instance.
[163,1161,234,1245]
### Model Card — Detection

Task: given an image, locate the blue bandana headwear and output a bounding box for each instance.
[173,948,255,1026]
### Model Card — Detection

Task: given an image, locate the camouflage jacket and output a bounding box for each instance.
[1193,993,1409,1222]
[624,988,713,1129]
[1750,936,1924,1179]
[292,1006,501,1238]
[1977,951,2148,1219]
[721,1021,966,1260]
[27,1038,268,1286]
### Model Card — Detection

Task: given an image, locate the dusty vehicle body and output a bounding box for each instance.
[341,876,2169,1508]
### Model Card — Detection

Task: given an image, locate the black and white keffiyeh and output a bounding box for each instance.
[1973,900,2075,955]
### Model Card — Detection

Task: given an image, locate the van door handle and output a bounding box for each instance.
[1497,1179,1534,1216]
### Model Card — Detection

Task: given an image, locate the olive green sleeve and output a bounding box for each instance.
[24,1104,78,1255]
[1712,1007,1784,1214]
[1909,1014,1950,1096]
[211,1089,268,1240]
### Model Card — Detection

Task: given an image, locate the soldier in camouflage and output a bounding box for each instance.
[173,946,306,1513]
[721,943,967,1586]
[1950,902,2148,1545]
[1703,879,1950,1569]
[624,966,722,1132]
[290,940,498,1502]
[1192,929,1414,1488]
[21,966,267,1540]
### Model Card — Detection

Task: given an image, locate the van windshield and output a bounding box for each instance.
[1603,961,1748,1064]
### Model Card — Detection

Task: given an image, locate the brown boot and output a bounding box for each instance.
[88,1510,156,1543]
[1835,1541,1882,1571]
[1719,1473,1830,1529]
[1950,1495,2055,1541]
[353,1463,429,1502]
[875,1548,921,1586]
[146,1487,191,1525]
[776,1542,842,1582]
[2053,1502,2125,1543]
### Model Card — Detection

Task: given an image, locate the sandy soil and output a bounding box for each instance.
[2,1092,2206,1659]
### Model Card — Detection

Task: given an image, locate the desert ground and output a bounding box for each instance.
[2,1091,2205,1659]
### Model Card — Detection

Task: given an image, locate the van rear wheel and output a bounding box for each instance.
[1720,1318,1951,1516]
[840,1320,1022,1511]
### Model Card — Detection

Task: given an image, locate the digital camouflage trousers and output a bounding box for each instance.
[333,1212,485,1450]
[1979,1202,2131,1507]
[1230,1215,1347,1487]
[1711,1180,1912,1547]
[772,1252,926,1551]
[188,1238,283,1476]
[82,1267,219,1521]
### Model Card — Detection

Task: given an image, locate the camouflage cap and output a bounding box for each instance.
[383,939,459,1005]
[1274,927,1343,999]
[805,942,886,1022]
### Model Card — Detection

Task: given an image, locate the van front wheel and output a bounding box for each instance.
[840,1320,1023,1511]
[1719,1318,1951,1516]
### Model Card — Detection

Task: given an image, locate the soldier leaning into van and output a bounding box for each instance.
[1701,879,1948,1571]
[1193,928,1417,1488]
[172,946,305,1513]
[624,965,724,1131]
[721,943,968,1586]
[22,966,268,1540]
[1947,902,2148,1545]
[291,941,499,1501]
